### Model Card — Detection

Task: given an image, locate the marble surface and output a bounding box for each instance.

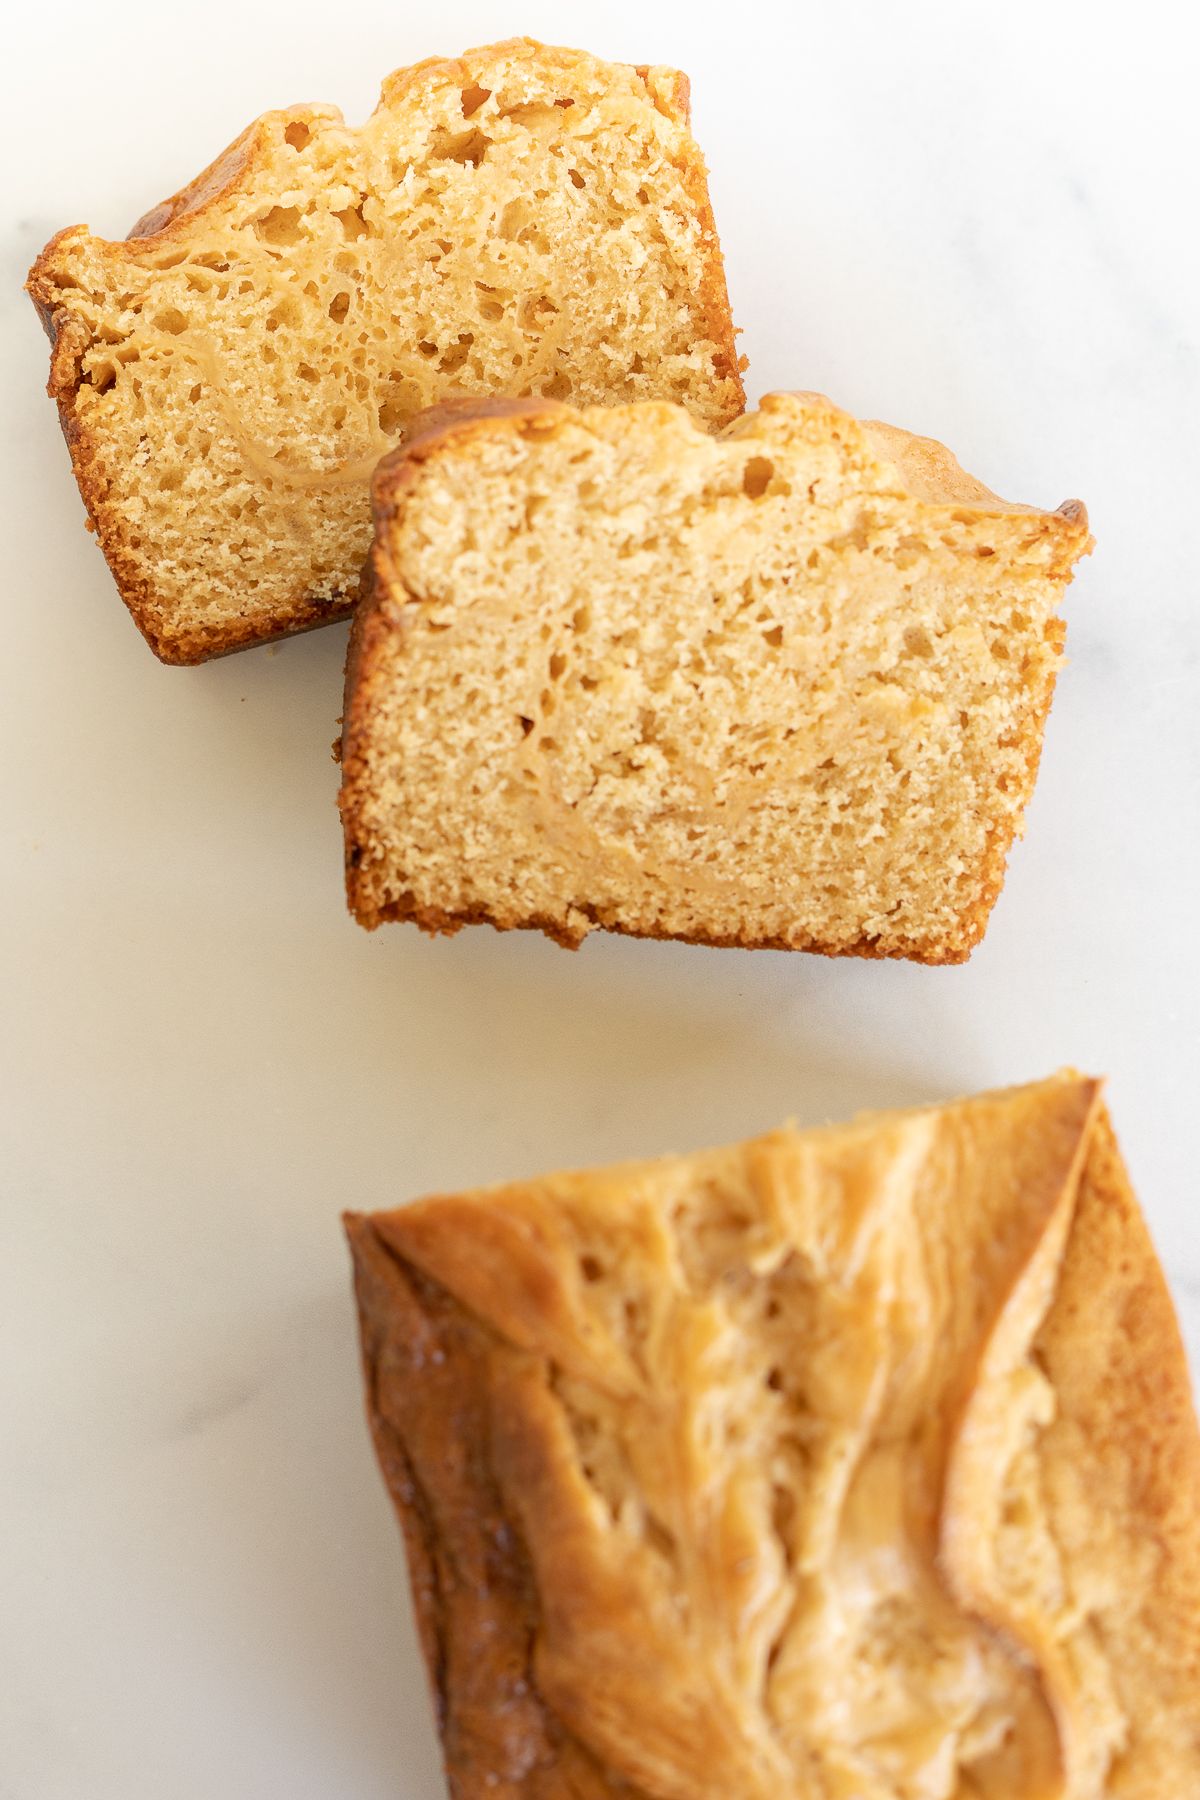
[2,0,1197,1793]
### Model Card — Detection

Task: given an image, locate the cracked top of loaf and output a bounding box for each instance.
[346,1073,1200,1800]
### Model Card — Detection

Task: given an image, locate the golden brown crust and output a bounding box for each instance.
[340,392,1091,960]
[342,887,979,963]
[346,1213,640,1799]
[28,39,744,664]
[1047,1111,1200,1619]
[1032,1108,1200,1790]
[345,1080,1200,1798]
[125,122,266,241]
[864,419,1074,520]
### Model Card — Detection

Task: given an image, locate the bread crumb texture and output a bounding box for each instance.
[347,1073,1200,1800]
[342,392,1091,961]
[27,39,742,662]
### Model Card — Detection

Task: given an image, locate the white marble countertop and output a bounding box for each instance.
[2,1,1197,1793]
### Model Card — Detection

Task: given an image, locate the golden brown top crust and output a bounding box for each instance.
[862,417,1088,526]
[347,1075,1200,1799]
[389,394,569,467]
[863,417,1014,509]
[377,389,1090,548]
[766,393,1088,528]
[125,124,266,240]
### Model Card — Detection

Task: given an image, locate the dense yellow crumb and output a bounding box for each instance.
[341,392,1091,962]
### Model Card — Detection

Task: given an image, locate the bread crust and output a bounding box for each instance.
[340,393,1090,961]
[1031,1108,1200,1786]
[346,1215,632,1798]
[345,1080,1200,1797]
[27,39,744,664]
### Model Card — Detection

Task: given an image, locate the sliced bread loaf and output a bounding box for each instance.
[346,1074,1200,1799]
[28,39,743,663]
[340,393,1091,962]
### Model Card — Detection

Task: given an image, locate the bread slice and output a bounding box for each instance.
[340,392,1090,962]
[346,1074,1200,1800]
[27,39,743,664]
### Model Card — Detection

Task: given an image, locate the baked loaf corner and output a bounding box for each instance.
[340,392,1091,961]
[28,38,743,663]
[347,1075,1200,1799]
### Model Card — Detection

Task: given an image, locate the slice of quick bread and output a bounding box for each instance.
[346,1075,1200,1800]
[340,393,1091,962]
[27,39,743,664]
